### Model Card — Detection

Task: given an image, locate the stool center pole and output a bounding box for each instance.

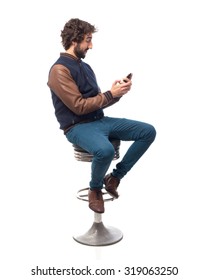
[94,212,102,223]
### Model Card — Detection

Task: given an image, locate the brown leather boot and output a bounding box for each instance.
[104,173,120,199]
[88,189,104,213]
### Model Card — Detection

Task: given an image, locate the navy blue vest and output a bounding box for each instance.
[50,54,104,130]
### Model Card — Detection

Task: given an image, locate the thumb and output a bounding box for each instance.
[113,80,121,86]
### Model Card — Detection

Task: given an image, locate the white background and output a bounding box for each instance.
[0,0,208,279]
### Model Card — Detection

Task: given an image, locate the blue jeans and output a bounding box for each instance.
[66,117,156,190]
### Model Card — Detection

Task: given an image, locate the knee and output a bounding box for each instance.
[95,145,115,162]
[143,124,156,143]
[150,125,157,140]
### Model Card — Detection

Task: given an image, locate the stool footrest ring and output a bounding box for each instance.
[76,187,114,202]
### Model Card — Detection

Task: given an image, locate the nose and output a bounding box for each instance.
[88,42,93,49]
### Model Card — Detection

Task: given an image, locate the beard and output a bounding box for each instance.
[74,44,88,59]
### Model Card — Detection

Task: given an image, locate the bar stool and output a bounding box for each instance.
[72,139,123,246]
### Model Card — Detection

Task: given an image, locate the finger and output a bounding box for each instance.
[113,80,121,85]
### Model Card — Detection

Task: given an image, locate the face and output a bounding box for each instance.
[74,33,93,59]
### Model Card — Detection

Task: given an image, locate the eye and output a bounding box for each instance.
[86,37,92,43]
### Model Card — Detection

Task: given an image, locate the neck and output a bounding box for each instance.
[66,48,77,58]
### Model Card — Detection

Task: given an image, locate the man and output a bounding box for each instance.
[47,18,156,214]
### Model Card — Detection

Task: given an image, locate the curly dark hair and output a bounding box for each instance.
[61,18,97,50]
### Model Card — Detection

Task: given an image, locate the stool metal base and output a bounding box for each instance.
[73,188,123,246]
[73,221,123,246]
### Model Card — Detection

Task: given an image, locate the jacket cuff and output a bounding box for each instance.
[103,90,113,102]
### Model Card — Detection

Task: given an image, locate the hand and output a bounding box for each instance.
[110,78,132,98]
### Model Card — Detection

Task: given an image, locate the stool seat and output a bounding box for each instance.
[73,139,120,162]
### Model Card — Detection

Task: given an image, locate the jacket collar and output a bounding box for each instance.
[60,52,81,63]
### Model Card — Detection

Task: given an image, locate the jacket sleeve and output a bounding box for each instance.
[47,64,120,115]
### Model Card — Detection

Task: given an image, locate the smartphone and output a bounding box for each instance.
[124,73,133,82]
[126,73,133,79]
